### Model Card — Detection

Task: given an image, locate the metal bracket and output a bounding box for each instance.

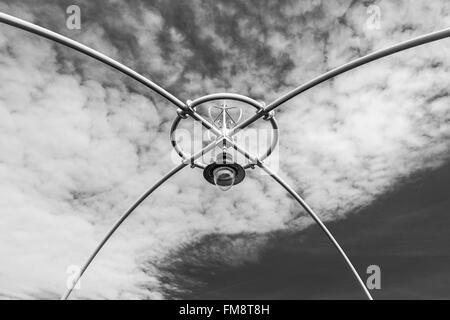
[177,108,189,119]
[256,102,275,121]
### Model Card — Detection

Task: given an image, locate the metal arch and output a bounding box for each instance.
[62,140,218,300]
[0,13,186,111]
[227,138,373,300]
[189,93,265,110]
[0,12,223,299]
[0,13,225,148]
[61,163,186,300]
[258,163,373,300]
[0,12,273,164]
[229,26,450,136]
[2,10,435,300]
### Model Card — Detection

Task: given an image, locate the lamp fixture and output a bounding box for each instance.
[203,151,246,191]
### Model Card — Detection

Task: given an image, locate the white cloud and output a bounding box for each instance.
[0,0,449,299]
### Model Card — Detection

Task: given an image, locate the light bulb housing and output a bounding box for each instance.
[203,152,246,189]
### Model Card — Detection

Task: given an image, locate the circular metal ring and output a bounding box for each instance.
[170,93,279,169]
[170,115,207,169]
[189,93,265,110]
[242,116,279,169]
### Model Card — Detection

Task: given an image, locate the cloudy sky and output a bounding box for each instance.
[0,0,450,299]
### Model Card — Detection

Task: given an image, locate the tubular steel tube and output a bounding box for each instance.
[0,13,223,149]
[258,163,373,300]
[0,10,384,300]
[61,163,186,300]
[0,12,186,110]
[227,139,373,300]
[189,93,265,110]
[229,27,450,136]
[61,141,217,300]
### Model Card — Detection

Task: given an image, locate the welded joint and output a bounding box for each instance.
[242,156,263,170]
[177,99,196,119]
[256,103,275,121]
[177,108,189,119]
[254,158,264,167]
[263,110,275,121]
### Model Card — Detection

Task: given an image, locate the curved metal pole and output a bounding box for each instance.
[0,12,186,110]
[189,93,265,110]
[61,163,186,300]
[259,163,373,300]
[229,27,450,136]
[0,13,223,145]
[62,140,218,300]
[226,138,372,300]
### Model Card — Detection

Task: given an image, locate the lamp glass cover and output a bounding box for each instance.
[213,167,236,191]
